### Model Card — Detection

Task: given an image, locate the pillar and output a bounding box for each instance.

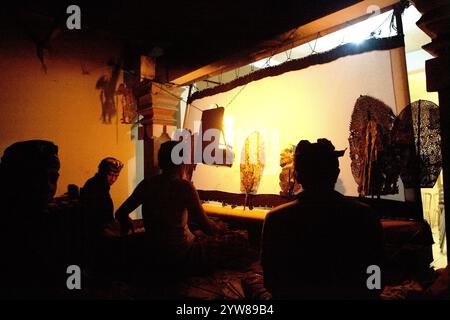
[135,79,184,178]
[412,0,450,265]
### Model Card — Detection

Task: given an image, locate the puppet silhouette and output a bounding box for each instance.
[18,6,65,73]
[96,59,121,124]
[116,83,137,124]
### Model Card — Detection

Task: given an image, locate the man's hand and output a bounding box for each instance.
[119,217,135,236]
[210,218,228,235]
[102,219,122,238]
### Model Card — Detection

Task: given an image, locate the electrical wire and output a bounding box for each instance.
[225,83,247,109]
[307,32,321,54]
[208,10,397,109]
[89,9,397,117]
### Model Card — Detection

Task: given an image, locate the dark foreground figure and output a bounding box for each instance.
[0,140,65,298]
[261,138,384,299]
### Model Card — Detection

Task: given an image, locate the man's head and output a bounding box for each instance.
[158,140,179,172]
[158,140,191,178]
[98,157,123,185]
[294,138,345,191]
[0,140,60,209]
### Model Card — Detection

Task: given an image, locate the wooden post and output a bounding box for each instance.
[412,0,450,265]
[135,79,184,178]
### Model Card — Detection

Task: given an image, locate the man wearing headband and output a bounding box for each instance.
[261,138,384,299]
[80,157,124,279]
[81,157,124,234]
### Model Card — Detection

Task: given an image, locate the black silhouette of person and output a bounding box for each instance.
[261,138,384,299]
[80,157,124,279]
[0,140,64,299]
[115,140,223,276]
[80,157,124,238]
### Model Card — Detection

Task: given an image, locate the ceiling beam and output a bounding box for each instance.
[166,0,399,85]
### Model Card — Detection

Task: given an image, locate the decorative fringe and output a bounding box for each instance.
[188,35,404,103]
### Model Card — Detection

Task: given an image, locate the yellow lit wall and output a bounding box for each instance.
[0,36,141,214]
[187,50,404,199]
[408,71,438,104]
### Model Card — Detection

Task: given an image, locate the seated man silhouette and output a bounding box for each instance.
[80,157,124,238]
[261,138,384,299]
[0,140,63,298]
[115,140,223,277]
[80,157,124,279]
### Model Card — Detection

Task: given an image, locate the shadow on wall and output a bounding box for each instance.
[95,59,121,124]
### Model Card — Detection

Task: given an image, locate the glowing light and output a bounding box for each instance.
[289,10,395,58]
[221,116,234,148]
[244,8,401,73]
[251,57,282,69]
[402,5,422,33]
[344,9,394,44]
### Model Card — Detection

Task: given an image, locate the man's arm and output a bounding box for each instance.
[80,182,111,230]
[184,181,219,236]
[115,180,146,234]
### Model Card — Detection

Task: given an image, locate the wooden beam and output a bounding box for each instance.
[168,0,399,85]
[412,0,450,267]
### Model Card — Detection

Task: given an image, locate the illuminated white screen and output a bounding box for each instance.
[186,49,404,199]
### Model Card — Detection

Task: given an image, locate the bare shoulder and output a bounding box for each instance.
[136,177,156,190]
[175,178,195,189]
[343,196,376,213]
[170,179,197,195]
[345,197,371,209]
[341,197,381,223]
